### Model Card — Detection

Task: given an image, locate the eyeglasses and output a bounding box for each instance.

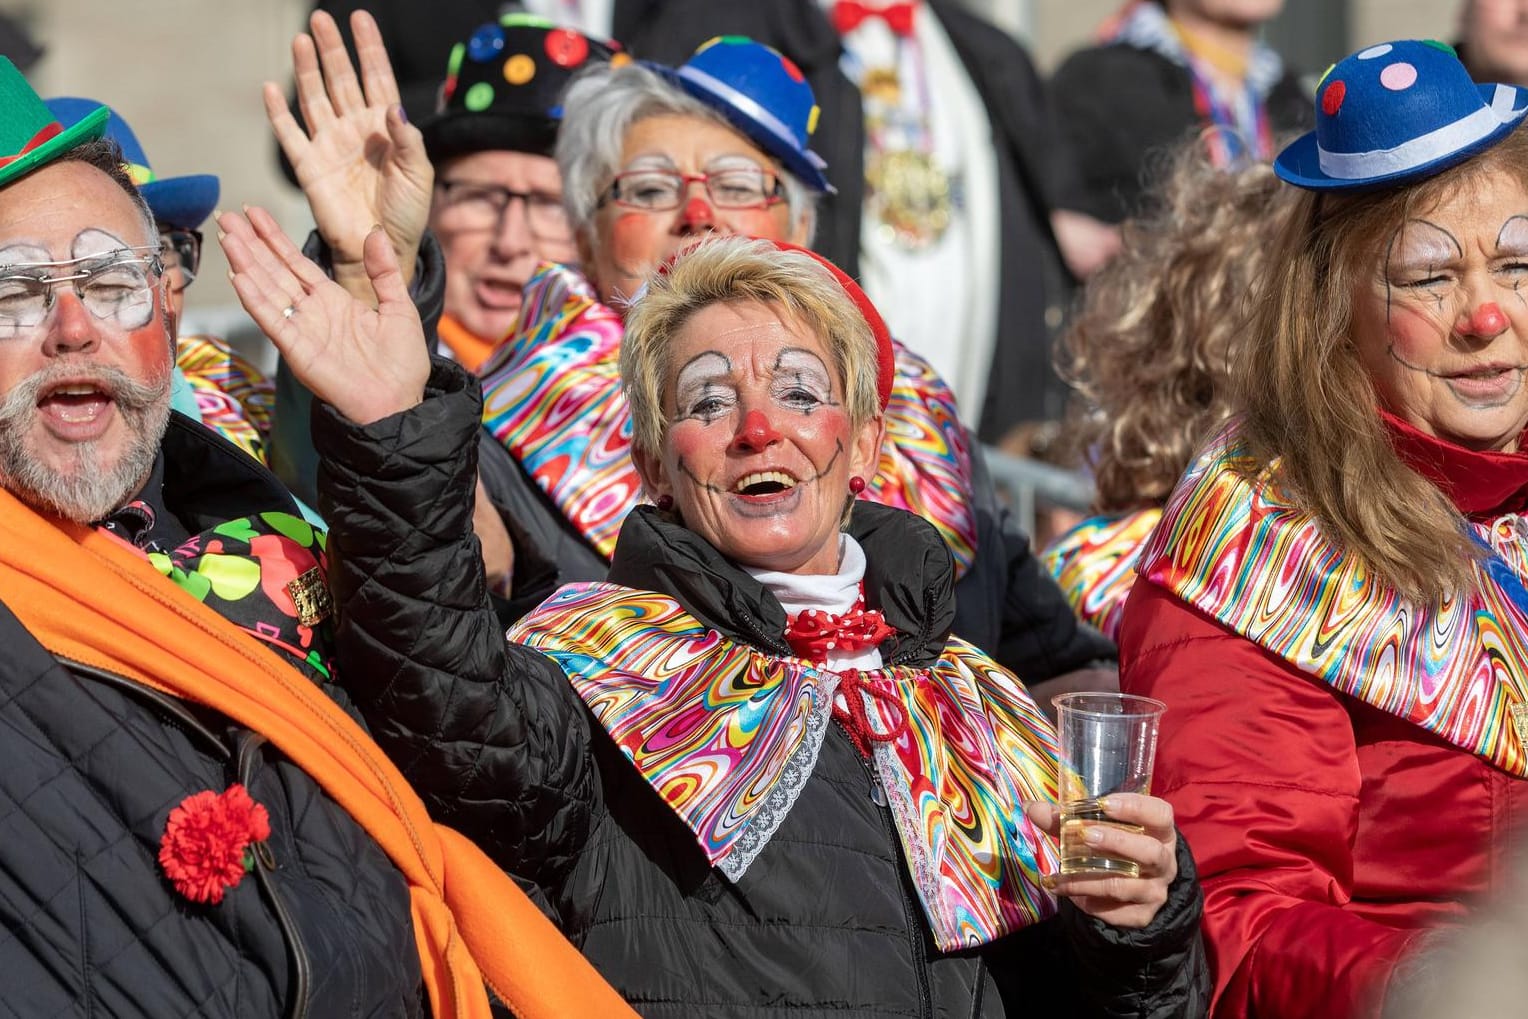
[0,248,164,339]
[599,168,783,212]
[159,228,203,293]
[435,179,571,239]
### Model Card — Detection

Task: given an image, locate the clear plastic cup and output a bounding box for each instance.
[1051,692,1167,877]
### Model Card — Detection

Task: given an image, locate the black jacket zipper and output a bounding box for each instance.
[853,746,933,1019]
[62,659,312,1019]
[236,733,311,1019]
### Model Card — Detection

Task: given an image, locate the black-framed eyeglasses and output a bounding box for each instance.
[0,247,165,339]
[158,228,203,293]
[435,179,571,239]
[598,168,784,212]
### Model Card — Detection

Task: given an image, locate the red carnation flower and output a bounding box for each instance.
[159,784,272,905]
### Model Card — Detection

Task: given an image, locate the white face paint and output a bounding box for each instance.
[1351,179,1528,452]
[635,301,882,577]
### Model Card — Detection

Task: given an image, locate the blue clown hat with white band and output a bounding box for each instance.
[1275,39,1528,191]
[652,36,834,194]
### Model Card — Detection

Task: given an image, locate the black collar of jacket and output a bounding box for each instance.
[160,411,306,533]
[605,501,956,667]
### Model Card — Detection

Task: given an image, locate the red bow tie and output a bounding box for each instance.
[831,0,918,38]
[784,594,896,664]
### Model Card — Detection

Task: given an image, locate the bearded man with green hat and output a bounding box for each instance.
[0,24,629,1018]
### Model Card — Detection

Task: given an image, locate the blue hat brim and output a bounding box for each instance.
[1275,83,1528,192]
[139,174,219,230]
[651,63,835,194]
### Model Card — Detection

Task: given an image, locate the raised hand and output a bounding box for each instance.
[219,206,429,427]
[1026,793,1179,929]
[268,9,432,300]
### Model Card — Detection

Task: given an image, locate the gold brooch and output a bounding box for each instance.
[1512,702,1528,751]
[286,567,333,627]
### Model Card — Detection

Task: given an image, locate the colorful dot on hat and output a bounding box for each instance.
[442,75,457,100]
[1357,43,1392,60]
[447,42,465,79]
[1380,62,1418,91]
[1321,79,1346,116]
[544,28,589,68]
[780,55,805,83]
[611,52,632,68]
[499,12,554,30]
[464,81,495,112]
[504,54,536,85]
[1317,62,1335,86]
[468,23,506,63]
[1423,39,1457,55]
[695,36,723,55]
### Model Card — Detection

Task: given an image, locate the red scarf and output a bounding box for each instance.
[1383,411,1528,518]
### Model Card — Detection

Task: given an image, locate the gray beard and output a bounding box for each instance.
[0,361,172,523]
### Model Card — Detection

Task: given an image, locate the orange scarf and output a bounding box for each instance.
[437,314,499,373]
[0,486,636,1019]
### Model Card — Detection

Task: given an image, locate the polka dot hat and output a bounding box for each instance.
[421,13,620,163]
[1275,39,1528,191]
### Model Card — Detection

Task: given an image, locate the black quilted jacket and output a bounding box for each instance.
[317,358,1211,1019]
[0,417,424,1018]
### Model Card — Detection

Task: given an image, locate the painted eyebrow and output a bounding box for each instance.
[1498,215,1528,253]
[770,347,833,381]
[622,153,680,171]
[1387,219,1463,269]
[674,350,734,392]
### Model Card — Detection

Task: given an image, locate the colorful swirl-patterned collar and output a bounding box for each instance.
[1042,508,1161,642]
[1139,424,1528,775]
[478,262,978,574]
[510,581,1060,950]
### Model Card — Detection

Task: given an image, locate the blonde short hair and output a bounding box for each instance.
[622,236,879,459]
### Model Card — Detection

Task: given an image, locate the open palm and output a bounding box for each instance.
[220,207,429,427]
[269,9,431,286]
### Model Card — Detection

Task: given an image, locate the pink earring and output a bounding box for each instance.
[656,494,675,511]
[848,476,866,495]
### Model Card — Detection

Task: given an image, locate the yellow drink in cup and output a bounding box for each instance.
[1051,693,1166,877]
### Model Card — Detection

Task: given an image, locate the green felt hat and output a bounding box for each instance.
[0,57,109,190]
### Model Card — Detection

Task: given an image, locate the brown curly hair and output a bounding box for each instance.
[1058,145,1298,514]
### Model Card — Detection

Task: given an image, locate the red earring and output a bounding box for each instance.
[848,476,866,495]
[656,494,675,511]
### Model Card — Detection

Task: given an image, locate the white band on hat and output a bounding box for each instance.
[1318,84,1526,180]
[676,65,803,159]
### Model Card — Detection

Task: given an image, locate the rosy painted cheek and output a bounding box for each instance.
[124,321,174,385]
[725,207,791,242]
[1383,302,1449,367]
[786,407,852,463]
[608,213,659,276]
[667,420,721,479]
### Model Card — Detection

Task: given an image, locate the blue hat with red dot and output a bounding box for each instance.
[1275,39,1528,191]
[653,36,834,194]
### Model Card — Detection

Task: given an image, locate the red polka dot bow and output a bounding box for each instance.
[784,592,896,663]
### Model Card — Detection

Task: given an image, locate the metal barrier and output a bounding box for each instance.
[980,445,1094,536]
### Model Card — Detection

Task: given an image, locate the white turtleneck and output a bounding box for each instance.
[744,534,885,672]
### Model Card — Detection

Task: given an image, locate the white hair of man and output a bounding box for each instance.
[556,60,818,246]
